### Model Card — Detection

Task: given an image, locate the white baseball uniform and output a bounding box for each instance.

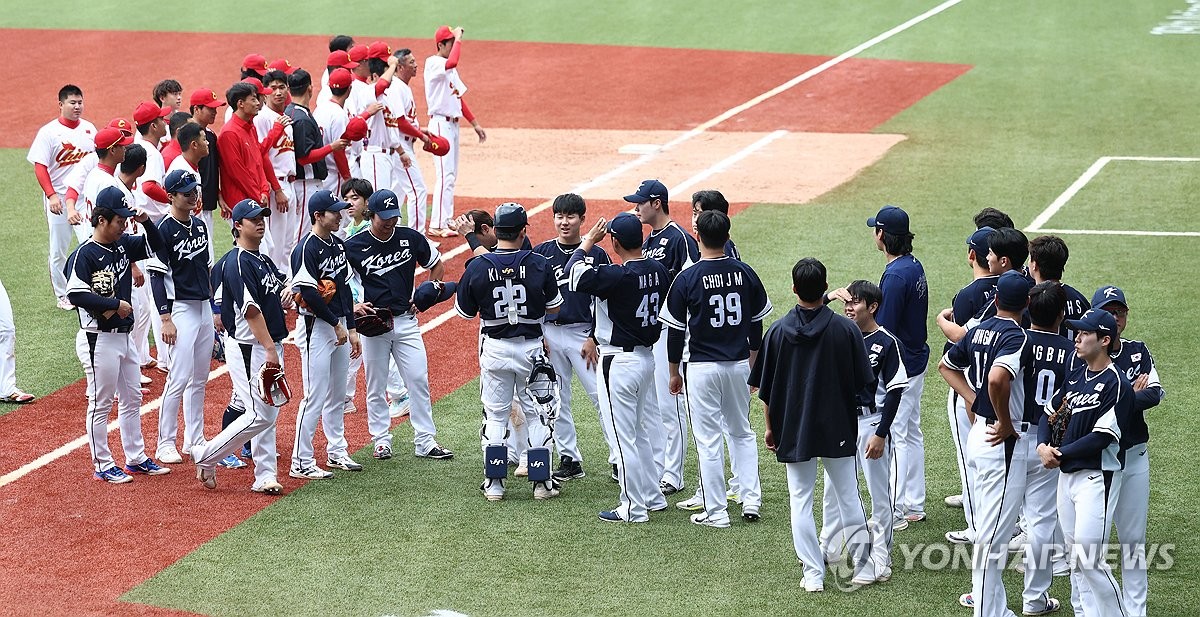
[28,117,97,301]
[254,107,298,278]
[312,98,350,197]
[359,81,399,215]
[132,132,170,370]
[0,279,20,399]
[423,53,469,231]
[386,79,429,232]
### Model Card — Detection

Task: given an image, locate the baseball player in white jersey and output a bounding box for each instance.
[256,70,298,277]
[387,48,435,232]
[660,211,770,528]
[313,68,355,197]
[424,25,487,238]
[65,186,170,483]
[357,47,401,213]
[146,170,214,464]
[79,130,135,240]
[29,85,97,309]
[0,277,35,403]
[131,102,173,373]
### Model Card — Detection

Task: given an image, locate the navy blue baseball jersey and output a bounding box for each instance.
[292,231,354,322]
[216,248,289,343]
[344,227,440,314]
[1043,362,1131,473]
[211,250,235,334]
[567,251,669,349]
[152,214,212,301]
[1059,283,1091,339]
[1022,329,1073,425]
[860,327,908,412]
[642,221,699,283]
[724,238,741,261]
[456,248,563,340]
[533,239,610,326]
[65,233,160,332]
[877,254,929,375]
[942,316,1027,423]
[942,275,997,353]
[1110,339,1162,445]
[658,257,772,362]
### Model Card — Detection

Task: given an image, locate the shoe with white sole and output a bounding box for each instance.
[373,443,393,460]
[289,465,334,480]
[327,456,363,471]
[140,374,152,385]
[892,517,910,531]
[676,495,704,511]
[959,593,974,608]
[252,480,284,495]
[903,511,927,523]
[196,465,217,489]
[95,467,133,484]
[533,480,561,500]
[125,458,171,476]
[56,297,74,311]
[742,505,761,522]
[388,391,411,419]
[515,463,528,477]
[803,576,824,593]
[689,513,730,528]
[417,444,454,460]
[342,399,357,414]
[1008,530,1029,552]
[481,478,505,501]
[156,445,184,464]
[945,529,972,544]
[1022,597,1061,616]
[218,454,247,469]
[944,494,964,508]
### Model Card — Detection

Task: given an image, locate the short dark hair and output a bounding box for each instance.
[288,69,312,96]
[262,70,288,88]
[879,229,914,256]
[168,111,192,140]
[91,206,120,228]
[791,257,827,303]
[240,68,263,81]
[495,227,521,241]
[177,122,204,151]
[58,84,82,102]
[394,48,413,60]
[330,83,349,98]
[695,210,730,250]
[367,57,388,78]
[136,119,155,136]
[467,209,494,233]
[987,227,1028,269]
[152,79,182,106]
[973,207,1014,230]
[95,146,112,159]
[329,35,354,53]
[226,82,257,110]
[340,177,374,201]
[847,280,882,313]
[551,193,586,217]
[1028,235,1069,281]
[1027,281,1066,330]
[692,189,729,214]
[120,144,146,175]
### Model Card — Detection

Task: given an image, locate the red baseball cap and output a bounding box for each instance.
[348,44,369,63]
[326,50,358,69]
[107,117,135,136]
[435,25,455,44]
[367,41,391,60]
[328,68,353,90]
[342,116,368,142]
[240,78,272,95]
[242,53,268,76]
[189,88,226,108]
[95,127,134,149]
[423,133,450,157]
[133,101,172,125]
[268,58,297,75]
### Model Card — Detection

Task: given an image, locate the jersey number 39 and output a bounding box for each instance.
[709,292,742,327]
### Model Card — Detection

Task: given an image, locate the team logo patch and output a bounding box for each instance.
[1103,286,1119,298]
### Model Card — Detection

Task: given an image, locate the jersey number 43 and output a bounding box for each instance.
[636,292,660,327]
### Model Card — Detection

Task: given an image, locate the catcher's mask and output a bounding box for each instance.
[524,352,559,421]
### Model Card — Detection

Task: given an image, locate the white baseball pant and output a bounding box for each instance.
[156,300,213,454]
[1019,435,1059,613]
[45,193,75,300]
[0,280,18,397]
[76,330,150,472]
[360,149,394,208]
[265,180,299,280]
[597,345,664,521]
[822,411,895,576]
[361,312,438,454]
[1061,469,1127,617]
[198,210,218,263]
[967,419,1028,617]
[787,457,872,585]
[292,178,320,244]
[292,316,351,468]
[949,390,976,539]
[652,330,684,488]
[893,370,927,516]
[478,336,553,470]
[427,116,460,230]
[192,338,282,489]
[543,322,610,464]
[131,278,153,366]
[393,141,428,232]
[345,354,404,405]
[683,360,761,524]
[1115,443,1149,617]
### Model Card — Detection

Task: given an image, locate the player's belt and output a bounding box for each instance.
[277,174,297,183]
[598,344,648,355]
[364,145,390,153]
[434,114,460,122]
[984,417,1032,432]
[481,317,542,327]
[94,325,133,334]
[857,405,877,417]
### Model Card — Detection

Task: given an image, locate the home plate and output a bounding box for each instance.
[618,144,662,155]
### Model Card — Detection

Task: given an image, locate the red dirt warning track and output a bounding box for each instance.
[0,27,969,617]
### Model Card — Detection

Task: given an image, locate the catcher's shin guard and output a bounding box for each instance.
[485,444,509,479]
[527,447,552,482]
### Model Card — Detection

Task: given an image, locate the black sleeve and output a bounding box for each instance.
[149,272,172,315]
[875,389,902,438]
[68,291,120,313]
[1057,432,1114,461]
[1037,412,1052,445]
[748,319,763,351]
[301,286,339,327]
[667,326,685,364]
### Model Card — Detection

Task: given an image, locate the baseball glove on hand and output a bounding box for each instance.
[1048,398,1073,448]
[354,306,393,337]
[90,269,119,319]
[255,361,291,407]
[293,279,337,310]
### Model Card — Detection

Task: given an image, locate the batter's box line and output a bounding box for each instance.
[1026,155,1200,237]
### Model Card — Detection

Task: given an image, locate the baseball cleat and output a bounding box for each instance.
[659,481,682,496]
[959,593,974,608]
[850,573,877,588]
[252,480,284,495]
[1,390,35,404]
[125,458,171,475]
[945,529,972,544]
[944,494,964,508]
[551,457,585,481]
[1008,530,1029,552]
[289,466,334,480]
[903,511,927,523]
[675,495,704,511]
[327,456,363,471]
[481,479,505,501]
[742,506,761,522]
[689,513,730,528]
[373,443,393,460]
[533,480,562,500]
[514,463,528,477]
[610,464,619,482]
[196,465,217,489]
[892,517,910,532]
[94,467,133,484]
[218,454,247,469]
[342,399,357,414]
[727,488,742,504]
[240,445,252,458]
[875,566,893,583]
[156,445,184,464]
[1022,598,1061,616]
[802,576,824,593]
[387,392,411,419]
[56,297,74,311]
[598,510,625,523]
[139,374,152,385]
[417,444,454,460]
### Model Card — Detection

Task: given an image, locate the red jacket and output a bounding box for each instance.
[217,114,270,210]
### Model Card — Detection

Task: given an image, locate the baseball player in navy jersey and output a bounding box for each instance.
[345,189,452,461]
[567,213,669,521]
[65,186,170,483]
[659,211,770,528]
[1038,308,1133,617]
[425,25,487,238]
[534,193,612,482]
[626,179,699,495]
[290,190,363,478]
[30,85,97,309]
[1028,236,1089,338]
[192,199,291,494]
[940,227,1030,345]
[146,170,213,465]
[690,190,740,259]
[749,258,874,592]
[456,203,563,501]
[1093,285,1161,617]
[939,270,1035,617]
[821,280,906,583]
[208,247,250,469]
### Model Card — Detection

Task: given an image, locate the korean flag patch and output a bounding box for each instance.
[870,343,883,353]
[659,238,668,247]
[1095,383,1105,392]
[1131,353,1142,362]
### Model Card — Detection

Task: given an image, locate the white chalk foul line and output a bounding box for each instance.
[1029,228,1200,238]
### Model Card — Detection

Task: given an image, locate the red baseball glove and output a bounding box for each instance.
[255,361,291,407]
[293,279,337,310]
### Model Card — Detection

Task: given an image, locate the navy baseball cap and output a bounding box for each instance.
[624,179,669,205]
[367,189,402,220]
[867,205,910,235]
[232,198,270,222]
[968,226,994,254]
[1065,308,1118,338]
[608,212,643,248]
[95,186,136,218]
[1091,285,1128,310]
[494,202,528,229]
[412,280,457,312]
[163,169,200,194]
[994,270,1034,310]
[308,189,349,216]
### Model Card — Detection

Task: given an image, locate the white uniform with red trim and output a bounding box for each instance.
[423,54,468,231]
[387,79,429,232]
[131,132,170,370]
[28,117,97,301]
[359,80,399,214]
[255,107,298,278]
[344,80,373,179]
[312,98,351,199]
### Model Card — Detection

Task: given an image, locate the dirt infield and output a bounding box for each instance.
[0,27,969,616]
